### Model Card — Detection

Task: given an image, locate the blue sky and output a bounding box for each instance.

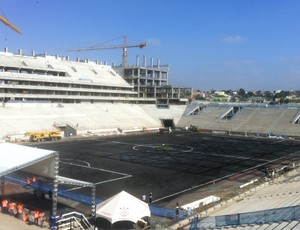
[1,0,300,91]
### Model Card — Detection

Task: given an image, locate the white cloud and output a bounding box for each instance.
[221,35,245,43]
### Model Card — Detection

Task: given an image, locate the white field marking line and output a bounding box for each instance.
[110,141,136,145]
[111,140,194,152]
[5,171,130,193]
[60,161,131,177]
[152,151,300,203]
[94,175,132,185]
[111,141,164,149]
[60,160,132,191]
[133,144,194,152]
[271,139,286,144]
[133,145,156,150]
[5,175,24,184]
[61,158,91,167]
[66,175,132,191]
[195,151,270,162]
[110,141,155,149]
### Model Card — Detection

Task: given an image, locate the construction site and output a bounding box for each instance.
[0,11,300,230]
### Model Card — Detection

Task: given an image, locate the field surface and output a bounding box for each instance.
[29,132,300,208]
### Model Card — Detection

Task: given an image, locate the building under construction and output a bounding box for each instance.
[67,36,192,105]
[114,55,191,105]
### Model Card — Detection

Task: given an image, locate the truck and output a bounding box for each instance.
[25,131,62,142]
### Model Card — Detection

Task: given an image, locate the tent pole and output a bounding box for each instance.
[0,176,5,196]
[52,153,59,217]
[92,184,96,229]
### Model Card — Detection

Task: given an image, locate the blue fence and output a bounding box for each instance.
[215,205,300,227]
[5,175,178,219]
[189,217,200,230]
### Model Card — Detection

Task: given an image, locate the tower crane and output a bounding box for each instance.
[0,15,22,34]
[67,35,147,67]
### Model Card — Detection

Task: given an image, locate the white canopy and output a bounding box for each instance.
[96,190,151,224]
[0,142,57,178]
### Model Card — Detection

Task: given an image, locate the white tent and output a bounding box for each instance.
[0,142,60,216]
[96,190,151,224]
[0,143,98,218]
[0,142,58,178]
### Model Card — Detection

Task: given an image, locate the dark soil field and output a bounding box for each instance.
[27,131,300,209]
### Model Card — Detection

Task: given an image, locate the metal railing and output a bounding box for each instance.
[215,205,300,227]
[56,212,94,230]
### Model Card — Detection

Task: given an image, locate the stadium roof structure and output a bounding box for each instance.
[0,142,58,178]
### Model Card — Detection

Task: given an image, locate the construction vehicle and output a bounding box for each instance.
[188,125,198,132]
[159,127,172,134]
[25,131,62,142]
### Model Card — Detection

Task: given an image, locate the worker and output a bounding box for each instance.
[48,189,53,200]
[32,176,37,186]
[17,203,23,219]
[149,192,152,204]
[50,214,57,230]
[39,211,45,227]
[23,213,29,223]
[1,199,8,213]
[8,202,15,216]
[26,177,31,188]
[33,210,39,225]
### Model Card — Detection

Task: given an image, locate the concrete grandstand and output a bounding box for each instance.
[0,103,188,140]
[178,102,300,138]
[2,102,300,141]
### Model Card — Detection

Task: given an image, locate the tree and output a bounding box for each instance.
[195,95,205,100]
[264,91,273,101]
[238,88,246,97]
[245,91,254,99]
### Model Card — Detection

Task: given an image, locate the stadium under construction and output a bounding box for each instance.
[0,48,300,230]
